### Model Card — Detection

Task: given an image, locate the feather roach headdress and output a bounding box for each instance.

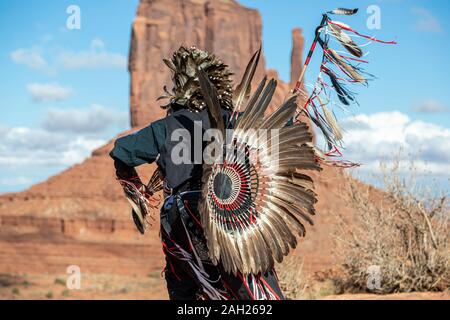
[158,46,234,112]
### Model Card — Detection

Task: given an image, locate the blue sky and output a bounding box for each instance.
[0,0,449,192]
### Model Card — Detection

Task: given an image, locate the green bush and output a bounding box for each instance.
[54,278,66,286]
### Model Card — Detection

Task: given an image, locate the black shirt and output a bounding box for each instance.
[110,108,231,189]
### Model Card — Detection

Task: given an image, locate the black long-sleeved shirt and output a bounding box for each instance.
[110,108,231,189]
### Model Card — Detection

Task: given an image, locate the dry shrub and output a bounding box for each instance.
[277,256,340,299]
[333,158,449,294]
[277,254,308,299]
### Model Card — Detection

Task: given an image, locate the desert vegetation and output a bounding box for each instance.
[277,254,308,299]
[279,157,449,298]
[333,159,449,294]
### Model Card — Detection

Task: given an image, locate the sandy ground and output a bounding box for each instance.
[0,273,168,300]
[1,273,448,300]
[322,292,449,300]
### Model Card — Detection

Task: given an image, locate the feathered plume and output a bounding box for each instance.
[197,68,225,135]
[291,9,395,167]
[322,66,354,106]
[233,46,262,112]
[120,169,163,235]
[325,48,367,83]
[328,8,358,16]
[327,22,363,58]
[316,94,343,142]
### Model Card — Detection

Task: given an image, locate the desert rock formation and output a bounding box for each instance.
[129,0,295,126]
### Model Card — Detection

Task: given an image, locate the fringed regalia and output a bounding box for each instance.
[110,7,395,300]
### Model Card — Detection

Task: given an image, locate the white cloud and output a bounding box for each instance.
[340,111,450,175]
[42,104,128,133]
[0,126,67,152]
[27,82,72,102]
[0,125,105,168]
[10,47,47,70]
[0,103,128,172]
[56,38,127,69]
[10,38,126,72]
[60,137,106,165]
[412,99,449,113]
[411,7,442,33]
[0,177,33,186]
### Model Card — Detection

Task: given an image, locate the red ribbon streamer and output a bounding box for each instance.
[328,20,397,45]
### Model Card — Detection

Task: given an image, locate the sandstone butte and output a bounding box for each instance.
[0,0,383,289]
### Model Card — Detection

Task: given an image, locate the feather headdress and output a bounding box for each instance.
[158,46,234,112]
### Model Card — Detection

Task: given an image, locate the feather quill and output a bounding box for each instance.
[328,8,358,16]
[197,68,225,135]
[326,48,366,83]
[323,68,354,105]
[317,95,343,141]
[328,22,363,58]
[233,46,262,112]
